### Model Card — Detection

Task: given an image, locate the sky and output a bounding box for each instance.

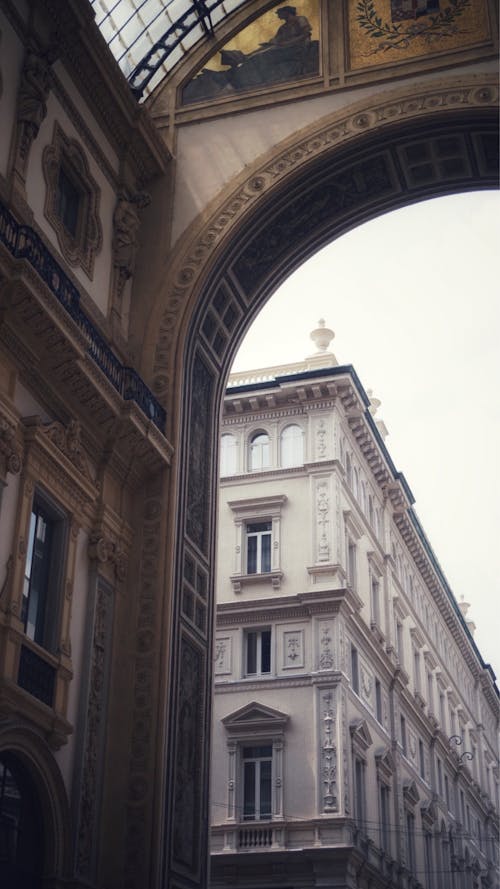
[231,190,500,679]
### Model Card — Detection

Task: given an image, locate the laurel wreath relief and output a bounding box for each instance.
[356,0,471,53]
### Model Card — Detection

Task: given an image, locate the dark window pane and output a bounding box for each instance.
[56,167,81,237]
[259,759,272,819]
[243,761,255,820]
[247,535,257,574]
[261,532,271,573]
[261,630,271,673]
[246,632,257,674]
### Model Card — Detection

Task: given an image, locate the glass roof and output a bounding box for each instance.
[90,0,251,99]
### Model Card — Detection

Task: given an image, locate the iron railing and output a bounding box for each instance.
[0,201,166,431]
[18,645,56,708]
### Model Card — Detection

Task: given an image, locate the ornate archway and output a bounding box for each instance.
[139,74,498,888]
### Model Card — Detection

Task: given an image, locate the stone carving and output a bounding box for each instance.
[88,533,128,582]
[322,690,338,811]
[186,353,214,554]
[0,417,22,476]
[319,623,334,670]
[316,480,330,562]
[173,637,204,873]
[42,418,94,481]
[283,630,303,668]
[360,664,373,701]
[77,581,112,879]
[214,636,231,674]
[16,43,57,173]
[112,191,150,300]
[316,419,327,458]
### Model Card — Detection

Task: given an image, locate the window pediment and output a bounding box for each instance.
[228,495,287,520]
[375,747,395,783]
[350,719,373,754]
[403,780,420,807]
[223,702,289,736]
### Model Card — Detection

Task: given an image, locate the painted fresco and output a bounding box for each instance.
[182,3,320,105]
[349,0,490,68]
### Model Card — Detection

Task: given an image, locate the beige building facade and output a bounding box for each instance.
[211,332,499,888]
[0,1,498,887]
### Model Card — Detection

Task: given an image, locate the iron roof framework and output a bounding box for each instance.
[89,0,252,99]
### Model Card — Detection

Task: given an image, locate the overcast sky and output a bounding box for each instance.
[231,190,499,679]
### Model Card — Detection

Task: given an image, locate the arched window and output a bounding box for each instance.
[280,424,303,468]
[0,753,44,886]
[220,433,238,476]
[249,432,270,471]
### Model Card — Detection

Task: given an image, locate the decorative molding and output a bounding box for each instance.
[0,414,22,477]
[283,629,304,670]
[42,122,102,278]
[321,689,338,812]
[111,190,151,315]
[14,43,56,179]
[318,622,335,671]
[315,478,331,563]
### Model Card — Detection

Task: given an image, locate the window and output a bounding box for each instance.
[249,432,270,471]
[400,715,407,756]
[56,164,82,238]
[242,745,272,821]
[444,774,450,811]
[370,576,380,627]
[245,629,271,676]
[220,433,238,476]
[427,670,434,714]
[437,757,443,797]
[396,620,404,665]
[419,739,425,780]
[406,812,416,872]
[42,122,102,277]
[246,521,271,574]
[351,644,359,695]
[380,783,390,851]
[347,540,357,589]
[280,424,303,467]
[439,690,447,730]
[375,679,383,723]
[353,756,365,826]
[346,453,352,487]
[413,649,421,693]
[22,495,65,651]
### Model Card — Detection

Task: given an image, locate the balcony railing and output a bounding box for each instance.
[239,825,274,849]
[0,201,166,431]
[18,645,56,708]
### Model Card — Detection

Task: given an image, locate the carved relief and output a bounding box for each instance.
[88,533,128,583]
[214,636,232,674]
[77,581,113,879]
[318,622,334,670]
[316,418,327,458]
[321,689,338,812]
[360,663,373,703]
[173,636,205,873]
[0,415,22,477]
[15,43,56,177]
[283,629,304,669]
[111,191,150,321]
[186,353,214,555]
[41,418,95,483]
[42,122,102,278]
[316,479,330,562]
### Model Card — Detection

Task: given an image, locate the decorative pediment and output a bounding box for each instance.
[343,509,364,542]
[375,747,395,783]
[222,701,289,736]
[421,799,437,831]
[403,780,420,808]
[350,719,373,754]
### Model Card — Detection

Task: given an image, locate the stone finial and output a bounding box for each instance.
[310,319,335,353]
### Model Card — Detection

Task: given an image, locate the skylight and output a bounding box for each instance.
[89,0,251,99]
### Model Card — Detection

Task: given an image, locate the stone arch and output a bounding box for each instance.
[0,722,71,885]
[140,74,498,887]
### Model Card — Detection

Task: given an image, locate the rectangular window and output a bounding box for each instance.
[354,757,365,826]
[246,521,271,574]
[380,783,390,852]
[347,540,357,589]
[427,670,434,713]
[56,165,81,238]
[400,715,407,756]
[444,774,450,811]
[406,812,416,872]
[424,832,434,889]
[351,645,359,695]
[413,649,421,692]
[21,496,65,650]
[375,679,383,723]
[370,576,380,626]
[419,739,425,780]
[396,620,404,666]
[242,745,272,821]
[245,629,271,676]
[439,691,447,730]
[437,757,443,796]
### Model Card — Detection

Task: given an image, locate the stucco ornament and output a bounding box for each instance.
[113,191,151,299]
[17,42,57,168]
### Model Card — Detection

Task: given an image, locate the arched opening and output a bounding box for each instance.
[140,93,497,886]
[0,752,44,889]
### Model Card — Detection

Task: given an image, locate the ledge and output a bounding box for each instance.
[230,571,283,594]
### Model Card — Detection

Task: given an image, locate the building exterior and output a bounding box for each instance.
[210,325,499,889]
[0,1,498,886]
